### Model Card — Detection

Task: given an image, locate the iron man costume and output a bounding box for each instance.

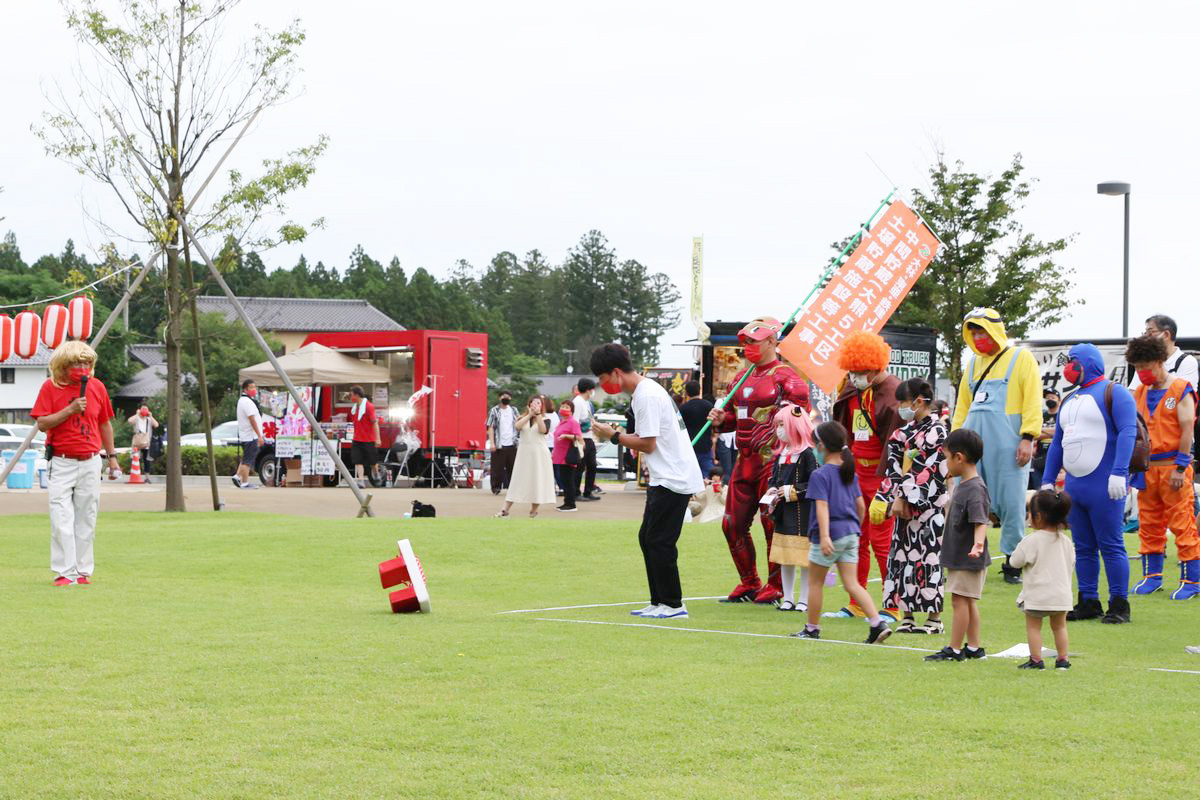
[718,321,810,603]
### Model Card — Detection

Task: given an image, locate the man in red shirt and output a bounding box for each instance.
[349,385,381,487]
[30,340,118,586]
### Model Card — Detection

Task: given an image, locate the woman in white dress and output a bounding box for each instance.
[497,395,557,518]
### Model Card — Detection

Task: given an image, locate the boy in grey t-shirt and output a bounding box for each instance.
[926,428,991,662]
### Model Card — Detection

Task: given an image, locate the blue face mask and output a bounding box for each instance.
[814,445,825,466]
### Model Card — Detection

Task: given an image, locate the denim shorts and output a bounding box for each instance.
[808,535,859,568]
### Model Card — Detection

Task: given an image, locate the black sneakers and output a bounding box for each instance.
[1101,596,1131,624]
[1067,592,1105,621]
[1001,557,1022,585]
[1055,659,1072,670]
[924,646,965,662]
[789,627,820,639]
[963,646,986,659]
[866,622,892,644]
[1018,658,1045,670]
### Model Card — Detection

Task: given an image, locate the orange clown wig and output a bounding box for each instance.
[837,331,891,373]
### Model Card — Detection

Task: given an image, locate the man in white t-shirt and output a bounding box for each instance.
[1130,315,1198,391]
[590,343,704,620]
[573,378,602,500]
[235,379,264,489]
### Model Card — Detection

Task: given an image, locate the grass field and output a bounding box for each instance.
[1,511,1197,799]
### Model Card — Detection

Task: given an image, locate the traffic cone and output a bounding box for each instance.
[379,538,431,613]
[127,448,146,485]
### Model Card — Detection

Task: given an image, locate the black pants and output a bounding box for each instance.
[576,439,597,496]
[555,464,577,508]
[491,445,517,492]
[351,441,377,474]
[639,486,690,608]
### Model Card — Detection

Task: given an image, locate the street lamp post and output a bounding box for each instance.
[1098,181,1132,337]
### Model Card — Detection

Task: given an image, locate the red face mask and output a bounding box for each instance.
[139,408,150,417]
[599,375,622,395]
[559,409,572,418]
[972,332,997,355]
[1137,369,1158,386]
[245,388,257,398]
[69,366,90,384]
[1063,360,1082,386]
[743,342,768,363]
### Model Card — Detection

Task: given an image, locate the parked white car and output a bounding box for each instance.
[179,420,242,448]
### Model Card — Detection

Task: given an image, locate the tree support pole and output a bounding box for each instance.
[181,232,222,511]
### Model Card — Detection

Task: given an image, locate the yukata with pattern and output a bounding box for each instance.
[876,414,949,613]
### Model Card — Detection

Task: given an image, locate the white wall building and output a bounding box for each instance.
[0,344,50,424]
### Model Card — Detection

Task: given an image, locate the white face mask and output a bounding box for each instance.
[850,372,870,391]
[898,406,916,422]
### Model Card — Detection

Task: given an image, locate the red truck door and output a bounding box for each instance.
[428,336,461,450]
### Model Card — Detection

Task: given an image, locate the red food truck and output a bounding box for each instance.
[246,329,488,486]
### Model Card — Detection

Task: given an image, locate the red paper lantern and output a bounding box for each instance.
[0,315,12,363]
[42,303,69,349]
[13,311,41,359]
[68,296,94,341]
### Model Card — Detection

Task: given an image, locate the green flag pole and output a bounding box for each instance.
[690,191,896,447]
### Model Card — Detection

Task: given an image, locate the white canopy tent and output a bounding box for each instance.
[239,342,389,386]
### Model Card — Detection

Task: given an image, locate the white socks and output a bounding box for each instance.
[780,566,809,608]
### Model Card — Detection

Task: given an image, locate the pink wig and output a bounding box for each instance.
[774,402,815,456]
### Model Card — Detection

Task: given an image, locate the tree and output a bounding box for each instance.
[38,0,325,511]
[179,310,281,412]
[561,231,621,370]
[493,354,551,408]
[0,231,25,274]
[614,259,681,368]
[887,152,1076,388]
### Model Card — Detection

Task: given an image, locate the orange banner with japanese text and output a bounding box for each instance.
[778,199,939,394]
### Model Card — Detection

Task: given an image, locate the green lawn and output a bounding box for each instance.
[1,511,1196,799]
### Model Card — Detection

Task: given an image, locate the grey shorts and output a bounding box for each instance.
[808,535,860,568]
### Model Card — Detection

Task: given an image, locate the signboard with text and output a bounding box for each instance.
[778,199,940,394]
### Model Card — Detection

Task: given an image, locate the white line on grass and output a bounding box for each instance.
[1148,668,1200,676]
[533,617,940,654]
[499,557,1013,614]
[498,596,725,615]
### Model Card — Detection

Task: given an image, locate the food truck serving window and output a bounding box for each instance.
[388,350,415,417]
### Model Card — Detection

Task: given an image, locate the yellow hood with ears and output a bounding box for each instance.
[962,307,1009,355]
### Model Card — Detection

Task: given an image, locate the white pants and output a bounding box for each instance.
[48,455,101,580]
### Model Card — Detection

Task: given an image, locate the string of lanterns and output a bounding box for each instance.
[0,296,95,362]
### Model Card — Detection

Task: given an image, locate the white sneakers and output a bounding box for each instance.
[631,604,688,620]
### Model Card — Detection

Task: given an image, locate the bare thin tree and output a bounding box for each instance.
[37,0,326,510]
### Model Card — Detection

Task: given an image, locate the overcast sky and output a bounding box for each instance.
[2,0,1195,364]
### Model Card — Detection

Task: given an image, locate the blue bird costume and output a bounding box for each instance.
[1041,344,1138,609]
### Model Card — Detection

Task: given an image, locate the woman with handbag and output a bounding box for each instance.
[552,400,584,512]
[127,405,158,482]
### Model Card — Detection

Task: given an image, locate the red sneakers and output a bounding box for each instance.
[76,576,91,585]
[753,584,784,604]
[720,581,762,603]
[52,576,73,587]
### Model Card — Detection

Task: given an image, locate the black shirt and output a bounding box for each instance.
[679,397,715,457]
